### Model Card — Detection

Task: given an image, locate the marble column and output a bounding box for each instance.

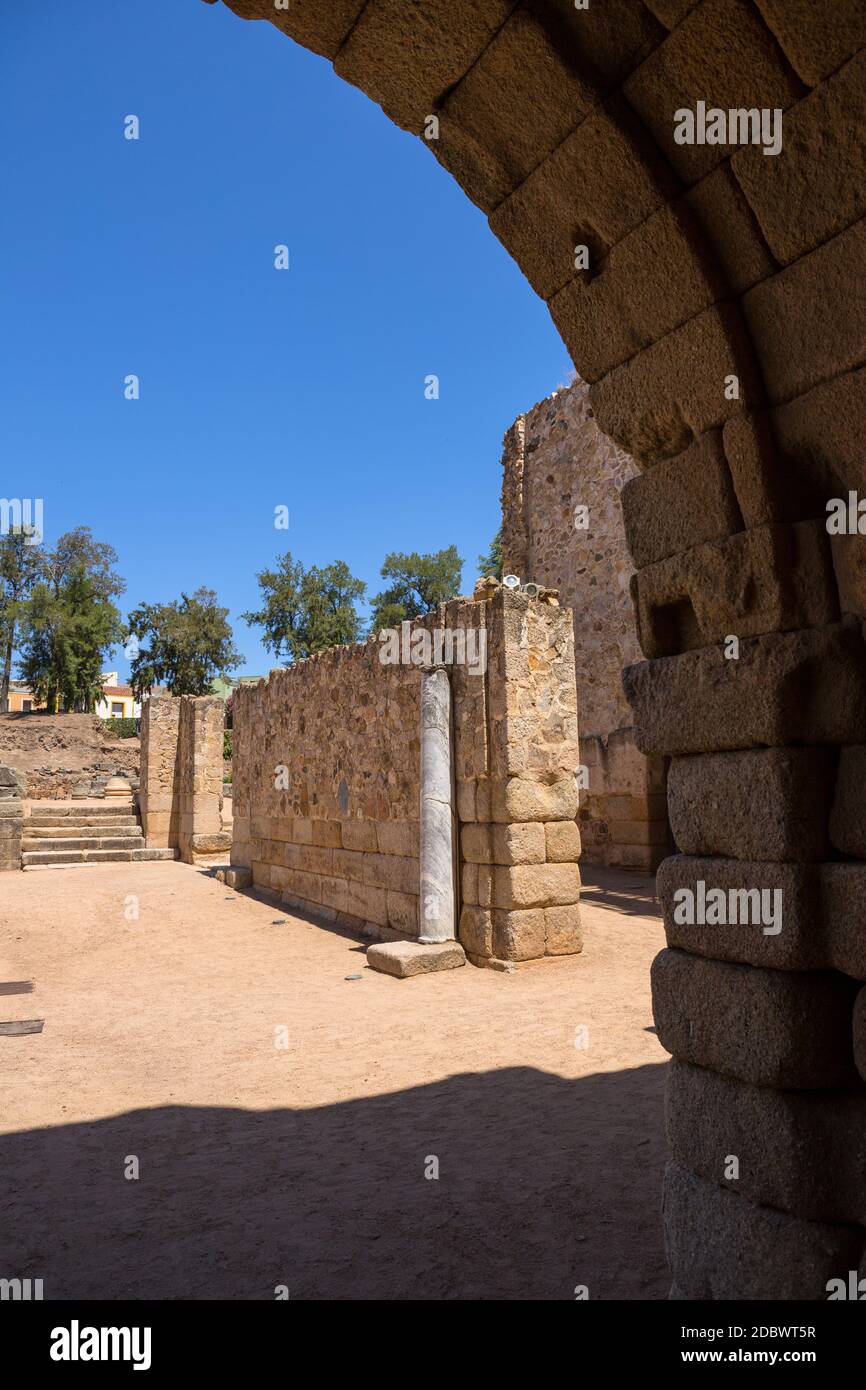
[418,667,456,943]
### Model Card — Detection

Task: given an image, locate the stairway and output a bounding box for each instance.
[21,802,177,870]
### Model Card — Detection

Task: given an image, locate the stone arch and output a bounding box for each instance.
[204,0,866,1300]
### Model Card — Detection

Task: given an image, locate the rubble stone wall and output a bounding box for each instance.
[231,588,582,965]
[500,379,671,870]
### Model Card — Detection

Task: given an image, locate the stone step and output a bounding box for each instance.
[26,814,140,829]
[24,823,142,839]
[22,847,178,868]
[22,835,145,853]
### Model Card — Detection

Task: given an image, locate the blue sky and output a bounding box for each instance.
[1,0,569,678]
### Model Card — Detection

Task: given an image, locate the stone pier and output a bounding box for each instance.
[139,694,230,862]
[0,765,25,871]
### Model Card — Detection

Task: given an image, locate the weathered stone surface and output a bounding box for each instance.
[831,536,866,621]
[624,622,866,756]
[853,987,866,1084]
[653,948,858,1087]
[366,940,466,978]
[733,50,866,268]
[544,904,582,955]
[460,824,492,865]
[458,905,493,957]
[489,821,546,865]
[772,364,866,501]
[189,832,232,855]
[490,96,677,301]
[623,0,802,184]
[208,0,365,61]
[376,819,418,858]
[444,0,661,192]
[334,0,515,131]
[492,863,580,910]
[342,819,378,853]
[817,863,866,980]
[224,866,251,890]
[743,220,866,406]
[684,164,775,296]
[721,409,816,528]
[631,521,837,657]
[491,775,579,824]
[589,304,761,466]
[426,112,514,214]
[830,746,866,857]
[663,1161,863,1301]
[620,429,742,569]
[667,1060,866,1224]
[312,820,342,849]
[641,0,700,26]
[492,907,546,962]
[753,0,866,86]
[550,203,723,383]
[667,747,835,862]
[544,820,581,863]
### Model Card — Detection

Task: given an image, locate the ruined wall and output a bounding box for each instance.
[0,766,25,870]
[501,378,670,870]
[0,713,139,800]
[139,696,180,849]
[177,697,227,859]
[231,588,581,965]
[140,694,229,861]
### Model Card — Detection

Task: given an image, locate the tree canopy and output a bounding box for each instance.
[126,587,242,698]
[242,552,366,663]
[16,527,125,713]
[369,546,463,632]
[0,526,43,711]
[477,528,503,581]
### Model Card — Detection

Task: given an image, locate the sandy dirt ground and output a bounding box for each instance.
[0,860,669,1300]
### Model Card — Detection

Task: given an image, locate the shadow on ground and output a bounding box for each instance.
[580,865,662,920]
[1,1063,668,1300]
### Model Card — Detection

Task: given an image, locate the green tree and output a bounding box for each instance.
[369,546,463,632]
[17,528,125,713]
[126,587,242,698]
[477,528,503,581]
[242,552,366,663]
[0,527,43,712]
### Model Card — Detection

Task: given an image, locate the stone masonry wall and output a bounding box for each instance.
[0,765,25,870]
[140,694,228,862]
[501,377,671,870]
[139,696,180,849]
[231,587,582,965]
[177,696,228,859]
